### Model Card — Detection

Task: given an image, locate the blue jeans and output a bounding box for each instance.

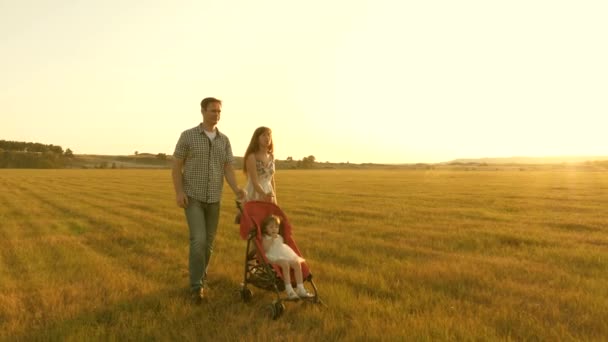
[184,198,220,291]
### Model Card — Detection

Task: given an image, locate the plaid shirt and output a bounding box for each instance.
[173,125,235,203]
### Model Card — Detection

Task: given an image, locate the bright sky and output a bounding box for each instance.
[1,1,607,163]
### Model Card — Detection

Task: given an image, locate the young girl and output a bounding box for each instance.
[243,127,276,204]
[261,215,313,299]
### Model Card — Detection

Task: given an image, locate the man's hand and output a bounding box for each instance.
[176,191,189,208]
[235,188,246,201]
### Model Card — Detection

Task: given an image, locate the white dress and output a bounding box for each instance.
[244,158,275,203]
[263,235,305,264]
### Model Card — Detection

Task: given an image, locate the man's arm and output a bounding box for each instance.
[224,163,245,200]
[172,158,188,208]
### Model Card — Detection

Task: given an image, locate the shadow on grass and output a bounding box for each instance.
[14,275,324,341]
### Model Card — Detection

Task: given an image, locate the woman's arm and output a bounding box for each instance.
[271,175,277,203]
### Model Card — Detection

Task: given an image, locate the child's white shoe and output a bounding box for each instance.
[286,289,299,300]
[296,288,314,298]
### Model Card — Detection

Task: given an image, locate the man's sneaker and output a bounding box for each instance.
[190,288,206,304]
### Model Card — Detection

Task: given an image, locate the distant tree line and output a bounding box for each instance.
[1,139,327,170]
[232,155,318,170]
[277,155,317,169]
[0,140,73,168]
[0,140,65,154]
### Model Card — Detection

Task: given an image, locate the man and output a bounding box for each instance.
[172,97,245,304]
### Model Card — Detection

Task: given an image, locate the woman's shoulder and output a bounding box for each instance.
[250,153,273,165]
[245,153,257,164]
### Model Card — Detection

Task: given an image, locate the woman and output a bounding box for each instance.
[243,126,277,203]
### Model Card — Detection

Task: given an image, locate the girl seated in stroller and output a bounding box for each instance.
[261,214,314,299]
[239,200,320,319]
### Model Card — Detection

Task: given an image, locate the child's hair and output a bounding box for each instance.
[243,126,273,174]
[261,214,281,235]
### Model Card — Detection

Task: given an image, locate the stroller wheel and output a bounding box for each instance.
[268,303,279,320]
[268,301,284,320]
[240,287,253,302]
[276,302,285,315]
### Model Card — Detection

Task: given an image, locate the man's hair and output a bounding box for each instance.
[200,97,222,111]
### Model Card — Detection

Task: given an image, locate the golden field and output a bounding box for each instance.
[0,169,607,341]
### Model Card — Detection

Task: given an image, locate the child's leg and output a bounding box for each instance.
[289,260,303,284]
[279,261,291,285]
[279,261,298,298]
[291,261,313,298]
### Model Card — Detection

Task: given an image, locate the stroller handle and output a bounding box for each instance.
[234,200,244,224]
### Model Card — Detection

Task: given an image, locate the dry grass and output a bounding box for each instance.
[0,169,607,341]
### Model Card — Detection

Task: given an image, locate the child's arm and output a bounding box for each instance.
[262,236,272,252]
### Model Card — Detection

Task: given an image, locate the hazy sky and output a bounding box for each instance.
[1,0,607,163]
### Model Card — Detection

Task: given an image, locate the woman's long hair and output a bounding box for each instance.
[243,126,273,174]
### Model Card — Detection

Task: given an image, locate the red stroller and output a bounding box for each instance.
[237,200,320,319]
